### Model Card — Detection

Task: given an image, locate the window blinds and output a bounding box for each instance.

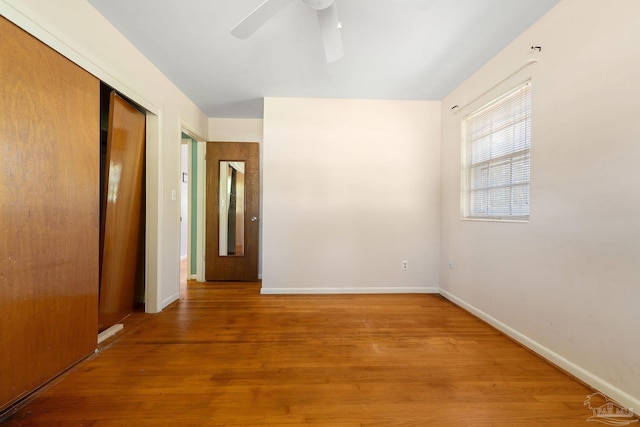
[462,81,531,219]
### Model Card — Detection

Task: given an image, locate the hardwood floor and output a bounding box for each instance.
[2,282,601,426]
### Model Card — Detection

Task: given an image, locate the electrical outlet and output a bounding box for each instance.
[449,257,455,270]
[401,260,409,271]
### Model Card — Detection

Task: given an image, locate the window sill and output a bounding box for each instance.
[461,216,529,223]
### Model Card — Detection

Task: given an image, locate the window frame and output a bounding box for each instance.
[461,81,532,222]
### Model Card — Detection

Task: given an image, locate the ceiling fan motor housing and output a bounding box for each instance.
[302,0,335,10]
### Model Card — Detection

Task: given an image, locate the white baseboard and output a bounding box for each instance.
[260,286,439,295]
[161,292,180,309]
[439,288,639,413]
[97,324,123,344]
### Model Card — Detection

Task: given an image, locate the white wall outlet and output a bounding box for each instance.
[449,257,455,270]
[401,260,409,271]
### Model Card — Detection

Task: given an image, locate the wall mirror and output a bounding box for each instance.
[219,161,245,256]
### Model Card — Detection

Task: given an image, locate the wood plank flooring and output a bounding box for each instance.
[2,282,601,426]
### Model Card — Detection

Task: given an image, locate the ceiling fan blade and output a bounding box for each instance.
[316,2,344,63]
[231,0,295,39]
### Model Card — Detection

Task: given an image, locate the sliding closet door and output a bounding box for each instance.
[99,92,145,331]
[0,17,99,411]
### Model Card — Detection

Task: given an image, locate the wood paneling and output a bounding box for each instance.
[2,282,602,425]
[206,142,259,281]
[0,17,99,411]
[99,92,145,331]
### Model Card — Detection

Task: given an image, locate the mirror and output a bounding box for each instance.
[219,161,245,256]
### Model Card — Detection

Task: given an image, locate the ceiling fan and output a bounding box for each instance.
[231,0,344,63]
[231,0,436,63]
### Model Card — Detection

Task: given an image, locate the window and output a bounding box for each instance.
[462,81,531,220]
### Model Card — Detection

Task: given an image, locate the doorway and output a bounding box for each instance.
[180,132,207,292]
[180,140,189,291]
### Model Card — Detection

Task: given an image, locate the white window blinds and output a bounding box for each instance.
[462,81,531,220]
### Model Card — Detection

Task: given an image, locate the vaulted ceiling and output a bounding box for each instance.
[87,0,560,118]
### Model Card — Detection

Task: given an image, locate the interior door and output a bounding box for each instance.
[205,142,259,281]
[99,92,145,331]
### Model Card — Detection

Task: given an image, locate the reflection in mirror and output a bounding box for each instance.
[219,161,245,256]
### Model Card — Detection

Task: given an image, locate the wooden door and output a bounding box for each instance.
[99,92,145,331]
[0,17,99,411]
[205,142,259,281]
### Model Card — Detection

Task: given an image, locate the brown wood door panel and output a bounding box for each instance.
[99,93,146,331]
[205,142,259,281]
[0,17,99,411]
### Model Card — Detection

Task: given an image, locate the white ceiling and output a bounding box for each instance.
[87,0,560,118]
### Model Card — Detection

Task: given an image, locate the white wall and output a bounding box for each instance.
[1,0,209,312]
[440,0,640,410]
[209,118,264,143]
[262,98,441,293]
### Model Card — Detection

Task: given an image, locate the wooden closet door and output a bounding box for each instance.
[99,92,145,331]
[0,17,99,411]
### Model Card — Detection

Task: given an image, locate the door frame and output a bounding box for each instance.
[181,127,207,283]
